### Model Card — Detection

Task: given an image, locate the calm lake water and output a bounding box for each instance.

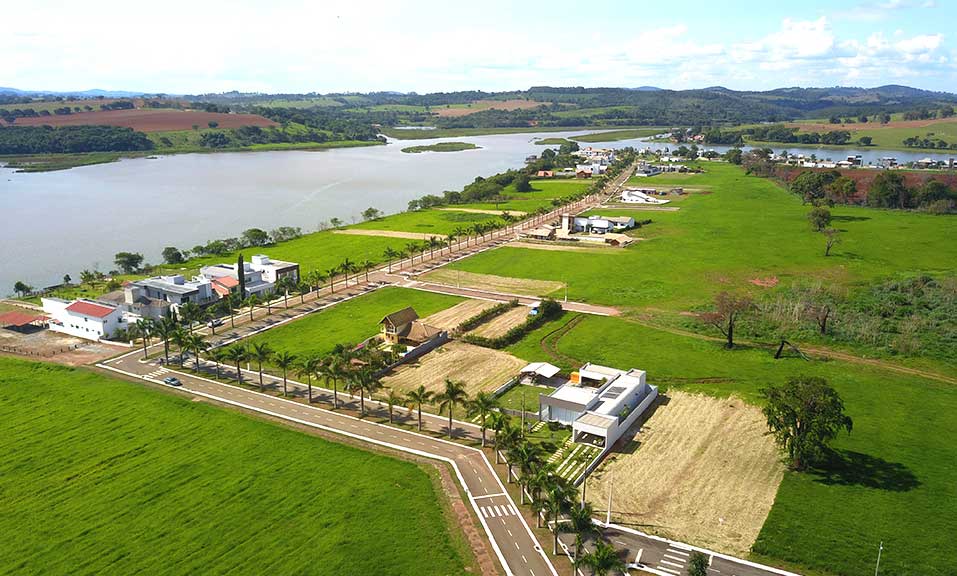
[2,131,955,294]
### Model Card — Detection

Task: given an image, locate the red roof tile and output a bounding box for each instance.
[65,300,116,318]
[0,311,47,327]
[213,276,239,288]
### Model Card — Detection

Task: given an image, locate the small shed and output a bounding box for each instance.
[521,362,561,384]
[0,311,48,333]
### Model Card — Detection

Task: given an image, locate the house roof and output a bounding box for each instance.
[522,362,561,378]
[65,300,116,318]
[381,307,419,327]
[399,321,441,344]
[213,276,240,288]
[0,311,47,327]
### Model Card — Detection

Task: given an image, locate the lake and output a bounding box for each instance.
[2,131,955,294]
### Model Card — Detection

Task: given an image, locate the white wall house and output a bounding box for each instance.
[620,189,671,205]
[249,254,300,284]
[538,362,658,447]
[42,298,128,341]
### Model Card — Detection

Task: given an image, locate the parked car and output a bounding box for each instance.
[207,319,224,328]
[163,376,181,386]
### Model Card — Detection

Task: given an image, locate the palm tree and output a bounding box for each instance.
[224,345,248,385]
[360,259,375,283]
[250,342,273,392]
[467,392,499,447]
[323,353,346,408]
[544,475,575,555]
[276,277,293,308]
[427,236,442,259]
[493,416,520,467]
[134,318,154,359]
[245,293,259,322]
[383,246,401,273]
[452,226,465,250]
[405,385,434,432]
[154,317,177,364]
[339,257,356,286]
[567,501,598,565]
[188,333,209,371]
[445,233,457,255]
[326,267,339,293]
[210,347,228,379]
[580,540,626,576]
[307,269,324,294]
[273,351,297,397]
[223,293,238,328]
[171,327,189,366]
[178,301,201,333]
[469,223,483,245]
[346,367,379,416]
[527,463,556,526]
[296,355,320,403]
[384,387,403,423]
[297,280,310,304]
[435,378,468,439]
[404,241,420,265]
[511,442,544,505]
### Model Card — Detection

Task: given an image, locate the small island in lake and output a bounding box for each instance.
[400,142,480,153]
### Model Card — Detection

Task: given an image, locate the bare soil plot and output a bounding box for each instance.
[588,391,785,556]
[422,300,497,332]
[437,207,527,216]
[433,100,545,118]
[509,241,615,253]
[0,328,121,366]
[9,109,276,132]
[421,269,564,298]
[382,340,526,397]
[467,306,531,338]
[334,229,437,240]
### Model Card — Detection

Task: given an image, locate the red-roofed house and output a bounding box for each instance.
[211,275,240,297]
[42,297,128,341]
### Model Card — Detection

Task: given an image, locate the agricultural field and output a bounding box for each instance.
[445,162,957,311]
[381,340,525,397]
[466,305,532,338]
[9,108,276,132]
[243,287,463,361]
[421,269,564,298]
[0,357,475,575]
[742,117,957,151]
[590,391,784,556]
[421,299,496,332]
[430,99,546,118]
[572,128,664,142]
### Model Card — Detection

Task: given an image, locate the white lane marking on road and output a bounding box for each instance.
[472,493,506,500]
[661,559,684,568]
[657,568,681,576]
[667,548,691,557]
[664,554,688,562]
[507,529,513,537]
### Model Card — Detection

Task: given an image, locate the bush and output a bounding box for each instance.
[462,299,563,349]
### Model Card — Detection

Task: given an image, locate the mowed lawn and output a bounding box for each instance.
[351,210,502,236]
[0,358,474,576]
[244,287,463,360]
[533,314,957,575]
[446,163,957,310]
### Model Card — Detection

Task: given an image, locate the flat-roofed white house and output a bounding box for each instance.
[560,214,635,234]
[249,254,300,284]
[620,189,671,205]
[538,362,658,447]
[42,297,132,341]
[201,262,274,297]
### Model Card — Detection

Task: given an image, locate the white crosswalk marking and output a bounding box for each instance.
[481,505,516,518]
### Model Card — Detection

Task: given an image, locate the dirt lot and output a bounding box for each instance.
[509,241,615,253]
[437,207,527,216]
[0,327,124,366]
[467,306,530,338]
[433,99,545,118]
[421,269,564,298]
[422,300,497,332]
[774,166,957,200]
[9,109,276,132]
[382,340,525,397]
[334,229,438,240]
[588,391,784,556]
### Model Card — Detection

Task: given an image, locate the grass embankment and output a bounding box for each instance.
[400,142,480,153]
[745,118,957,152]
[534,137,573,145]
[243,287,463,360]
[0,357,475,575]
[571,128,664,142]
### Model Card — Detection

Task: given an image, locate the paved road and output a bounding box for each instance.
[102,349,557,576]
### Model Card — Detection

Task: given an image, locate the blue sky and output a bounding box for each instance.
[4,0,954,94]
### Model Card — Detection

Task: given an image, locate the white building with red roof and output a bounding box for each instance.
[41,297,129,341]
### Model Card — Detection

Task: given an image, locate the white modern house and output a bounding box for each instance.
[560,214,635,233]
[201,262,274,297]
[249,254,300,284]
[538,363,658,447]
[42,297,132,341]
[620,189,671,205]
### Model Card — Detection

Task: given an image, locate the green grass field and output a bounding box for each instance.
[572,128,664,142]
[746,118,957,151]
[533,137,573,145]
[446,163,957,311]
[244,287,463,360]
[400,142,480,154]
[353,210,503,236]
[0,357,474,575]
[525,314,957,576]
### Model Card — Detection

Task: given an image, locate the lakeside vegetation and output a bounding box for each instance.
[0,357,475,575]
[400,142,479,153]
[571,128,664,142]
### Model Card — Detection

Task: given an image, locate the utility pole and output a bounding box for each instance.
[605,472,613,525]
[874,541,883,576]
[580,475,586,509]
[521,390,526,433]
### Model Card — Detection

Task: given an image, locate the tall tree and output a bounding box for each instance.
[384,387,403,423]
[435,378,469,438]
[383,247,401,273]
[697,291,752,348]
[113,251,144,274]
[761,376,853,470]
[581,540,627,576]
[273,351,297,397]
[224,345,247,385]
[250,342,273,392]
[296,355,321,403]
[405,385,434,432]
[468,392,499,447]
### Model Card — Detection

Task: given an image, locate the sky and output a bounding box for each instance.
[4,0,955,95]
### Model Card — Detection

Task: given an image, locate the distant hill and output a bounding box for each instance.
[0,87,148,98]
